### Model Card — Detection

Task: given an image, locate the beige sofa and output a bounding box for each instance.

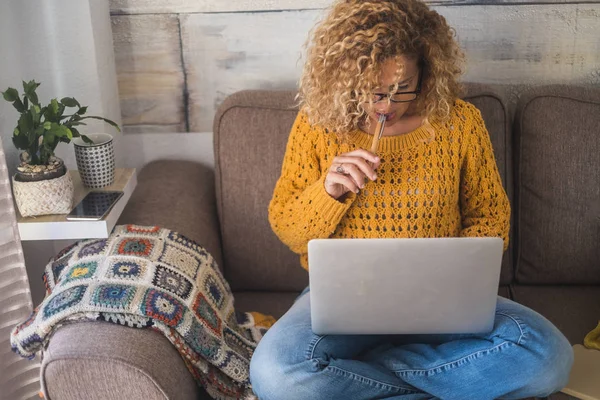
[41,84,600,399]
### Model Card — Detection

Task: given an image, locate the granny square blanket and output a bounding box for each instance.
[11,225,273,400]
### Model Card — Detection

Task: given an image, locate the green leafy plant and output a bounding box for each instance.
[2,80,120,166]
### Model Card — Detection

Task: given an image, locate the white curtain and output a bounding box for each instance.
[0,137,40,400]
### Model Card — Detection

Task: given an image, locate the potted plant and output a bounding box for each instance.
[2,80,120,217]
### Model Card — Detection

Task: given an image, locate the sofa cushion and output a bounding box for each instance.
[233,291,299,318]
[498,285,511,299]
[515,86,600,284]
[511,285,600,345]
[214,91,309,291]
[214,86,513,290]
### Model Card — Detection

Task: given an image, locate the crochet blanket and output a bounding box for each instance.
[11,225,275,400]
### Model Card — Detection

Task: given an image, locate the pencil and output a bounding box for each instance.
[370,114,387,154]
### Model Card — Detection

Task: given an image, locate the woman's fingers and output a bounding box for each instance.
[325,171,360,194]
[324,149,381,199]
[332,155,378,181]
[344,149,380,164]
[344,149,381,169]
[332,162,367,189]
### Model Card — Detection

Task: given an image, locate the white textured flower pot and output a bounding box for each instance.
[12,171,74,217]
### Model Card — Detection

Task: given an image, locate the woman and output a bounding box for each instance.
[250,0,573,399]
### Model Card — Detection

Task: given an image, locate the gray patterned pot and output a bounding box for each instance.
[73,133,115,188]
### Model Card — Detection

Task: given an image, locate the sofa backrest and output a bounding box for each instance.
[214,91,306,291]
[213,84,515,291]
[514,86,600,284]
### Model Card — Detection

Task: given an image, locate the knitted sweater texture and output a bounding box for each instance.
[269,99,511,270]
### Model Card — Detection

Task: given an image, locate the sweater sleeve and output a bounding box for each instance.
[268,112,354,255]
[459,105,511,250]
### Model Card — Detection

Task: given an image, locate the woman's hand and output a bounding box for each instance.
[325,149,381,200]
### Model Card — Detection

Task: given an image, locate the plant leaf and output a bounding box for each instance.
[81,134,93,144]
[50,99,59,115]
[48,122,61,135]
[23,80,40,105]
[48,124,73,140]
[43,121,51,130]
[79,116,121,132]
[43,132,56,145]
[25,90,39,105]
[61,125,73,139]
[18,112,34,133]
[3,87,26,112]
[57,103,65,118]
[11,98,26,113]
[42,107,53,122]
[22,80,38,93]
[29,106,40,125]
[60,97,80,108]
[71,114,82,121]
[76,106,88,115]
[12,133,29,150]
[2,87,18,102]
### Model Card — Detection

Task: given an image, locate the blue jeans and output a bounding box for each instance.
[250,288,573,400]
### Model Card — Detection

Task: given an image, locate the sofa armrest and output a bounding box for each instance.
[118,160,224,269]
[42,322,211,399]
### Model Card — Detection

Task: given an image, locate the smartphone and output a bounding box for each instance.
[66,191,124,221]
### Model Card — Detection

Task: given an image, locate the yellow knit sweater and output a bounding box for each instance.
[269,99,511,271]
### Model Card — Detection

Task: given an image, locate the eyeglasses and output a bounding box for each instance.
[371,71,423,103]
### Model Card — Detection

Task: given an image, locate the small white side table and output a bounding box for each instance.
[17,168,137,241]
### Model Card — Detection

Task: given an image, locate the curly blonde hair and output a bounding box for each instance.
[299,0,465,134]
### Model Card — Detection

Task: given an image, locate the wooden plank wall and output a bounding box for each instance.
[110,0,600,133]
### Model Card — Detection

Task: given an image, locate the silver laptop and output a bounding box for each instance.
[308,237,503,335]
